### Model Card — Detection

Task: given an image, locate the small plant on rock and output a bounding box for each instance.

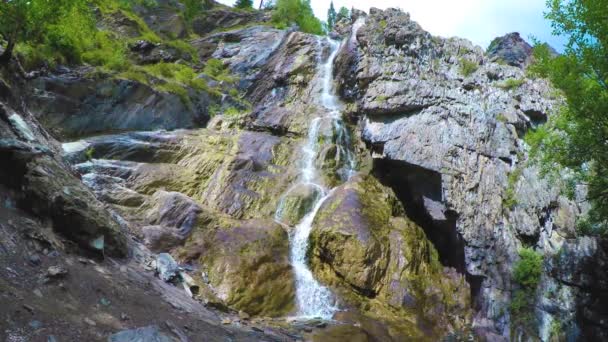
[510,248,543,335]
[498,78,526,90]
[459,58,479,77]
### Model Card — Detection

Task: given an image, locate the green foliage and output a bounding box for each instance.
[498,78,526,90]
[166,40,199,62]
[327,1,336,30]
[143,62,209,91]
[224,107,247,117]
[526,0,608,232]
[458,58,478,76]
[550,320,563,340]
[337,6,350,22]
[503,167,522,211]
[379,20,387,29]
[509,290,529,313]
[0,0,137,70]
[85,147,95,160]
[272,0,323,35]
[82,31,129,71]
[203,58,236,82]
[1,1,97,64]
[181,0,203,23]
[131,62,221,107]
[575,215,607,236]
[513,248,543,289]
[510,248,543,334]
[234,0,253,8]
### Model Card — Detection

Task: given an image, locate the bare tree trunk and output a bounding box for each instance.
[259,0,264,9]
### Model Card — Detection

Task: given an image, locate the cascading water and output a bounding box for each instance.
[275,36,358,319]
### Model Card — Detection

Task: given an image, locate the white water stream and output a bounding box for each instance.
[275,36,358,319]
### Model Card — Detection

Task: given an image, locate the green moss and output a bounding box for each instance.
[379,20,387,29]
[459,58,479,77]
[496,113,508,123]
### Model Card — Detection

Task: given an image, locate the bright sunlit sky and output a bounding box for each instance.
[217,0,567,52]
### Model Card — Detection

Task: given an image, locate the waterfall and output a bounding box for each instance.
[275,35,358,319]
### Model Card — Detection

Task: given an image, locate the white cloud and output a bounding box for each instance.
[217,0,566,51]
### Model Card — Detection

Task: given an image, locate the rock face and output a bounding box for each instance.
[26,68,212,139]
[487,32,533,68]
[0,87,127,257]
[334,7,605,340]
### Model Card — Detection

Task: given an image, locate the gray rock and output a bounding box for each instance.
[156,253,179,282]
[108,325,173,342]
[487,32,533,68]
[27,68,212,140]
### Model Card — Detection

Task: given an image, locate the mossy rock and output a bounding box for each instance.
[275,183,323,226]
[310,175,391,293]
[308,175,471,339]
[196,219,295,317]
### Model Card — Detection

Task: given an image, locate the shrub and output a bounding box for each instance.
[503,167,522,211]
[498,78,526,90]
[513,248,543,288]
[459,58,479,77]
[203,58,236,83]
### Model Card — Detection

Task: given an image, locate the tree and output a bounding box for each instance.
[0,0,34,63]
[0,0,90,65]
[271,0,323,35]
[327,1,336,30]
[336,6,349,22]
[527,0,608,233]
[235,0,253,9]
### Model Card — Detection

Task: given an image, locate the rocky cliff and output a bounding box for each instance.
[0,3,605,342]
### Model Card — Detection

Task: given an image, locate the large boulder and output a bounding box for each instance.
[189,219,295,317]
[309,176,470,339]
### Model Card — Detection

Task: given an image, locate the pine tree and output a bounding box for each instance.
[234,0,253,9]
[336,6,349,22]
[327,1,336,30]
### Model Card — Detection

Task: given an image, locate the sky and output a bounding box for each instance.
[218,0,567,51]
